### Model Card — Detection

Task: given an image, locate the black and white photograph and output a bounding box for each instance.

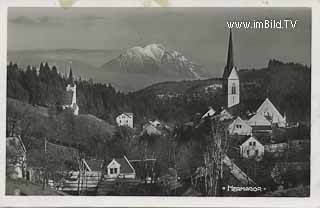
[5,4,311,198]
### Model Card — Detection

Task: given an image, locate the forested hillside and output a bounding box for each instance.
[239,59,311,122]
[7,97,115,158]
[6,59,311,186]
[7,59,310,127]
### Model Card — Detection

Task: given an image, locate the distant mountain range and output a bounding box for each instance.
[8,44,212,91]
[101,43,209,79]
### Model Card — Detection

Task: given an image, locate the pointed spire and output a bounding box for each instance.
[226,29,234,70]
[68,62,74,84]
[223,29,234,78]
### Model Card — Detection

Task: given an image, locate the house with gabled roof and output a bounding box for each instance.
[256,98,287,127]
[116,112,133,128]
[238,136,264,161]
[142,121,162,136]
[228,116,252,136]
[217,108,233,121]
[106,156,136,179]
[201,107,216,119]
[247,113,272,133]
[62,158,104,193]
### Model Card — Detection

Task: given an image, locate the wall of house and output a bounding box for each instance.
[229,120,252,136]
[107,161,120,178]
[256,100,286,127]
[144,125,161,136]
[116,114,133,128]
[240,138,264,159]
[119,173,136,179]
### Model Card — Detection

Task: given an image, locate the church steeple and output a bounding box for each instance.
[222,29,240,108]
[223,29,234,79]
[68,66,74,84]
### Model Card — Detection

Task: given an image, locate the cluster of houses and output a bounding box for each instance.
[6,134,138,194]
[198,96,309,163]
[6,29,309,195]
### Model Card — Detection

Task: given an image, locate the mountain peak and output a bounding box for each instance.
[102,43,210,79]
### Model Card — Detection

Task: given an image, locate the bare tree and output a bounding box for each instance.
[203,117,229,196]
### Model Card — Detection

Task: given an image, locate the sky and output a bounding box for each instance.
[8,7,311,73]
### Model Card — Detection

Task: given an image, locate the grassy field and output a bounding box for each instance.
[6,177,68,195]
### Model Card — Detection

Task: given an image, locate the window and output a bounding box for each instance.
[247,150,250,155]
[110,168,114,174]
[253,141,256,146]
[114,168,118,174]
[231,83,236,94]
[249,142,252,146]
[236,124,242,129]
[255,150,259,155]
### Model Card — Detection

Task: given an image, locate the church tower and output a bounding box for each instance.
[62,67,79,116]
[223,29,240,108]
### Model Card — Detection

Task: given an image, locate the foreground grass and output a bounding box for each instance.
[6,177,68,196]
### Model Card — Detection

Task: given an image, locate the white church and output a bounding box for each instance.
[202,30,287,134]
[62,68,79,116]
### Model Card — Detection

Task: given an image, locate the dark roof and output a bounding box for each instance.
[119,112,133,118]
[252,125,272,131]
[86,159,104,171]
[114,157,135,174]
[223,29,234,79]
[236,135,252,146]
[227,104,242,116]
[236,135,264,146]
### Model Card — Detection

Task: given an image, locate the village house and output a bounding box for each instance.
[201,107,216,119]
[149,119,161,127]
[256,98,287,127]
[142,120,170,136]
[239,136,264,160]
[116,113,133,128]
[228,116,252,136]
[6,136,27,179]
[216,108,233,121]
[142,121,162,136]
[106,156,136,179]
[247,113,272,133]
[62,158,104,193]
